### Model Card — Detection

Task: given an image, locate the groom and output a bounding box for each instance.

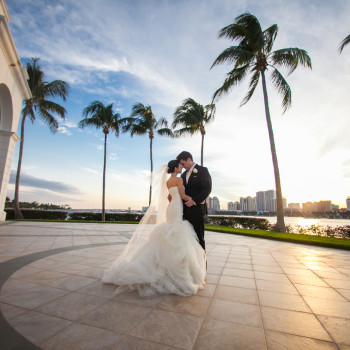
[176,151,212,250]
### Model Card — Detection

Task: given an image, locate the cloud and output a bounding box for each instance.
[57,119,79,135]
[9,171,82,195]
[57,126,72,136]
[109,153,118,161]
[81,167,99,175]
[6,0,350,209]
[61,120,78,128]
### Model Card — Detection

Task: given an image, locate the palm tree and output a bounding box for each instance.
[123,103,173,205]
[211,12,312,232]
[14,58,70,219]
[79,101,126,221]
[339,34,350,53]
[172,98,216,166]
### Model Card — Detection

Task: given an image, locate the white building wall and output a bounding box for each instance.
[0,0,31,220]
[0,131,19,218]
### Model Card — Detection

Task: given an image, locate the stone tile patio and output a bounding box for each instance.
[0,221,349,349]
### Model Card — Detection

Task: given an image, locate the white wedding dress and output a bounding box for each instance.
[102,186,206,297]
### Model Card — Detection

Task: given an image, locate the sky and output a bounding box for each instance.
[4,0,350,210]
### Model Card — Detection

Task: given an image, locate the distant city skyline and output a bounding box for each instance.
[209,190,348,212]
[4,0,350,210]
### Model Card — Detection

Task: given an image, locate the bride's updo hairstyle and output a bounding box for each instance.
[167,159,180,174]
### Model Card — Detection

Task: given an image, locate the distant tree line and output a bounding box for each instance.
[5,197,71,210]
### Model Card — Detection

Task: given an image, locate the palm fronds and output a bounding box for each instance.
[339,34,350,53]
[272,48,312,75]
[271,67,292,113]
[212,65,249,101]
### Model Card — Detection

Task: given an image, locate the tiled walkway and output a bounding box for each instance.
[0,222,349,350]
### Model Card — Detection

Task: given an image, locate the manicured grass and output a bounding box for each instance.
[205,225,350,250]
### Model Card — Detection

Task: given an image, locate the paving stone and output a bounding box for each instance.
[1,221,350,350]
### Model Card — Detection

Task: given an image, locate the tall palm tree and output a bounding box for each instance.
[14,58,70,219]
[172,98,215,166]
[339,34,350,53]
[211,12,312,232]
[123,103,173,205]
[79,101,126,221]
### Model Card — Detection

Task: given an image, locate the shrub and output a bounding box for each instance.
[68,212,143,222]
[288,224,350,239]
[207,216,270,230]
[5,209,67,220]
[333,225,350,238]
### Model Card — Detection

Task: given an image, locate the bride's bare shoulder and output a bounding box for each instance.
[167,177,183,189]
[167,178,176,189]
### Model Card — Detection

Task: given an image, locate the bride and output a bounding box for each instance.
[102,159,206,297]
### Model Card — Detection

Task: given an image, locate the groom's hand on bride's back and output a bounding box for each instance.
[184,198,195,207]
[167,194,172,202]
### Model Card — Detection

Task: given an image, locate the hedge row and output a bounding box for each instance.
[69,212,143,222]
[5,209,269,230]
[4,209,143,222]
[5,209,67,220]
[207,216,270,230]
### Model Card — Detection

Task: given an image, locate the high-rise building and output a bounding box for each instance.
[318,200,331,212]
[347,197,350,211]
[240,197,246,211]
[288,203,301,210]
[302,202,315,213]
[256,191,266,212]
[331,204,339,211]
[206,196,213,210]
[213,196,220,210]
[282,197,287,209]
[303,200,332,213]
[240,196,256,212]
[228,201,240,211]
[265,190,276,213]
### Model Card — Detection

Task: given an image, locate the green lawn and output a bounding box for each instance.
[205,225,350,250]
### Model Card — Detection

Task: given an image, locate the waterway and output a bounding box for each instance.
[252,216,350,228]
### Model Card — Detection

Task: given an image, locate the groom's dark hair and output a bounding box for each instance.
[177,151,193,161]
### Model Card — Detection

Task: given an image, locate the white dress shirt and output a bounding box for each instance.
[186,163,196,184]
[185,163,205,205]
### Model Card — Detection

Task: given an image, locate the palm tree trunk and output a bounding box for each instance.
[102,133,107,221]
[149,136,153,205]
[14,114,27,219]
[261,72,286,232]
[201,132,205,166]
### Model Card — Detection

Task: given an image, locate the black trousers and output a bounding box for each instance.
[183,204,206,250]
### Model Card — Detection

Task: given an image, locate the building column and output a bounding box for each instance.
[0,130,19,220]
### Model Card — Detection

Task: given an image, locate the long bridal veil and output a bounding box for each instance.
[102,163,207,296]
[109,164,169,265]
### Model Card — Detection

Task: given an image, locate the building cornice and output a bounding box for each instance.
[0,0,10,22]
[0,14,31,100]
[0,130,20,141]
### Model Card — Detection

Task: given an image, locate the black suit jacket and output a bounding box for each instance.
[181,164,212,206]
